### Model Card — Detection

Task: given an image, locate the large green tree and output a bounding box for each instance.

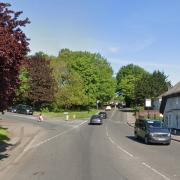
[58,49,115,107]
[116,64,148,107]
[51,57,87,110]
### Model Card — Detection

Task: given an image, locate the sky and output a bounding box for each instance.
[6,0,180,85]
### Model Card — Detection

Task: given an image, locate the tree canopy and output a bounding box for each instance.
[116,64,148,106]
[27,53,55,109]
[0,3,30,112]
[58,49,116,108]
[135,70,171,106]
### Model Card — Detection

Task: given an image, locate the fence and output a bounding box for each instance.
[135,110,161,119]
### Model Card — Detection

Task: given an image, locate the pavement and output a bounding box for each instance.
[125,111,180,142]
[0,118,41,171]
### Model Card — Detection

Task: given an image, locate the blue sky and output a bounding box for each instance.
[6,0,180,85]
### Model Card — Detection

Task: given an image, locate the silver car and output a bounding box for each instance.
[89,115,103,125]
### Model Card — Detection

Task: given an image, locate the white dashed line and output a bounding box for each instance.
[108,109,170,179]
[108,137,115,144]
[116,145,134,157]
[106,126,109,137]
[142,162,170,180]
[24,120,87,152]
[106,123,134,158]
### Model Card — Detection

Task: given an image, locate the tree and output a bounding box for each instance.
[151,70,171,97]
[135,70,171,106]
[54,70,88,109]
[28,53,55,110]
[135,73,152,105]
[58,49,115,107]
[51,57,87,110]
[0,3,30,112]
[116,64,148,107]
[15,64,30,103]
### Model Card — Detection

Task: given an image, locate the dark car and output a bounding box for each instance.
[98,111,107,119]
[134,119,171,145]
[16,104,33,115]
[89,115,103,125]
[7,106,17,113]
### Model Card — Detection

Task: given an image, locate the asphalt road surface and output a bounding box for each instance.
[1,109,180,180]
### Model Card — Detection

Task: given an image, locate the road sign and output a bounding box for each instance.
[145,99,151,107]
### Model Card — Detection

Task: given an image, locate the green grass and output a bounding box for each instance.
[0,127,9,141]
[35,109,99,120]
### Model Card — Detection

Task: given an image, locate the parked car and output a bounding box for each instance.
[98,111,107,119]
[134,119,171,145]
[105,105,111,111]
[16,104,33,115]
[89,115,103,125]
[7,105,18,113]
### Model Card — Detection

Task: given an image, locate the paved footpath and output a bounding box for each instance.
[0,117,41,171]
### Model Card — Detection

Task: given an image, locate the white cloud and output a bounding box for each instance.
[109,47,121,53]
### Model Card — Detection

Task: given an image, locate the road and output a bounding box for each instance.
[1,109,180,180]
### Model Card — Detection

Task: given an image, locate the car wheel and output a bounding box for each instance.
[166,141,171,145]
[145,136,149,144]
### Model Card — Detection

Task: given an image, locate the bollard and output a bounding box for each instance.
[66,114,69,121]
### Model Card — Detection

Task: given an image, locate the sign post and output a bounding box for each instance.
[145,99,151,119]
[96,100,100,110]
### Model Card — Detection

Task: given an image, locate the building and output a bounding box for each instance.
[160,81,180,130]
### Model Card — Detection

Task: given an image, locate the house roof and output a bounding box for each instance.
[160,81,180,114]
[161,81,180,96]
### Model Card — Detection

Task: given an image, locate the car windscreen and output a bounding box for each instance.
[99,112,105,115]
[24,105,32,110]
[91,115,100,119]
[146,120,167,129]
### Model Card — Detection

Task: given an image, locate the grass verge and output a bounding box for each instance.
[35,109,99,120]
[0,127,9,142]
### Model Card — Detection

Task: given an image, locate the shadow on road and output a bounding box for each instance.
[126,135,145,144]
[119,108,135,112]
[126,136,169,146]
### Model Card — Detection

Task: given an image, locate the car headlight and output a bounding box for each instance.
[167,133,171,137]
[150,133,155,137]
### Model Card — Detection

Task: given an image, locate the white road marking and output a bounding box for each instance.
[108,137,115,144]
[24,120,87,152]
[109,109,116,120]
[116,145,134,158]
[106,124,134,158]
[142,162,170,180]
[106,126,109,137]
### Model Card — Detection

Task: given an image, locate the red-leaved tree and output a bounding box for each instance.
[28,53,56,110]
[0,3,30,113]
